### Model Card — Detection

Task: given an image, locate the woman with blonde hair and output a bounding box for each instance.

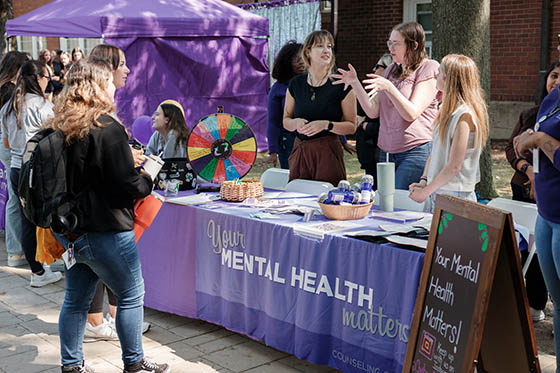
[283,30,356,186]
[51,59,169,373]
[408,54,489,210]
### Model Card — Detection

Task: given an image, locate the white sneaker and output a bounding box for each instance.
[30,267,62,287]
[83,319,119,343]
[530,308,545,322]
[7,253,26,267]
[107,315,151,334]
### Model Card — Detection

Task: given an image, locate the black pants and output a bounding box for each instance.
[511,182,547,310]
[10,168,43,273]
[89,280,117,314]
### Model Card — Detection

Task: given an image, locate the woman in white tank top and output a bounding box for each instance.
[408,54,489,211]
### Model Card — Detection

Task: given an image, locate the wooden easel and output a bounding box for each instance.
[403,195,540,373]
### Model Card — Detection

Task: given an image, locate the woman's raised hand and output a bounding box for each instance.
[331,64,359,91]
[363,74,393,98]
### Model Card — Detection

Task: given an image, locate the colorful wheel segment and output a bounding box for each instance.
[187,113,257,183]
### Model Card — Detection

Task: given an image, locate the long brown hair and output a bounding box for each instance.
[160,103,188,153]
[391,22,428,79]
[5,60,47,130]
[47,59,115,142]
[434,54,489,149]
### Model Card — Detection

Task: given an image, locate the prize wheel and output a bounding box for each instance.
[187,113,257,183]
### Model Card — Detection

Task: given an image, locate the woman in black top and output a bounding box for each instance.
[283,30,356,186]
[50,59,169,373]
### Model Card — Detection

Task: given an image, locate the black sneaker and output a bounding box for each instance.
[61,362,96,372]
[123,357,170,373]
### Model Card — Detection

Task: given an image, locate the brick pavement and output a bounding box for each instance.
[0,236,556,372]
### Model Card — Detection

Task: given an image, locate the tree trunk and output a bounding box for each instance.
[0,0,14,54]
[433,0,497,199]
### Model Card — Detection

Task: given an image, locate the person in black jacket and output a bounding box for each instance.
[50,59,170,373]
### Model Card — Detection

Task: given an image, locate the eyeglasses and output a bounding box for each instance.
[386,40,403,49]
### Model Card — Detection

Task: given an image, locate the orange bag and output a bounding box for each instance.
[36,227,65,265]
[133,192,164,242]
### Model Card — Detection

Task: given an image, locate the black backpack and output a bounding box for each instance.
[18,128,78,234]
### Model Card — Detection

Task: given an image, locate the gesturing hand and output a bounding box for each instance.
[331,64,359,91]
[363,74,393,98]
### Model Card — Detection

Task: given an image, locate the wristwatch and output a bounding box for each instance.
[520,162,529,174]
[327,121,334,131]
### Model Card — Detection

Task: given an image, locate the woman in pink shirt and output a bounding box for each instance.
[333,22,439,189]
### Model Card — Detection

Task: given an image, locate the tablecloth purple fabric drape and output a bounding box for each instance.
[137,193,425,372]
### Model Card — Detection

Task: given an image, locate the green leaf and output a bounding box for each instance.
[481,237,488,252]
[481,231,487,239]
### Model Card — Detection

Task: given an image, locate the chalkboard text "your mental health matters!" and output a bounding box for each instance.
[435,246,481,284]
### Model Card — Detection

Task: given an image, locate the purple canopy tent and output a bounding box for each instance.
[6,0,270,150]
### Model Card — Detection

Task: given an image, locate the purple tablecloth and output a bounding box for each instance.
[137,191,425,372]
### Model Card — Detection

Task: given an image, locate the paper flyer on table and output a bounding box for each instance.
[166,193,220,205]
[292,220,363,239]
[370,210,431,223]
[385,235,428,249]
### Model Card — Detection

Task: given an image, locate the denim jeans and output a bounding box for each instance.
[0,146,23,256]
[379,142,432,190]
[55,231,145,367]
[535,214,560,372]
[426,190,477,212]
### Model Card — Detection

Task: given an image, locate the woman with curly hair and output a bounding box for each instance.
[50,59,170,373]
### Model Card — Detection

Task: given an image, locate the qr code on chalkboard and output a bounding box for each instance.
[420,330,436,361]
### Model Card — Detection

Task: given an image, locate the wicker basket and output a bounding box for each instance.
[220,179,264,202]
[319,201,374,220]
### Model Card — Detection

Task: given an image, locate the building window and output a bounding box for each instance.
[403,0,432,57]
[15,36,47,59]
[59,38,103,56]
[320,0,332,13]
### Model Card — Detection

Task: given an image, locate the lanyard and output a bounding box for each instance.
[534,102,560,131]
[533,99,560,173]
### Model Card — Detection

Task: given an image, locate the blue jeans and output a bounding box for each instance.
[535,214,560,372]
[55,231,145,367]
[0,147,23,256]
[379,142,432,190]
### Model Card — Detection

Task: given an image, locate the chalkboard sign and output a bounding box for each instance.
[403,195,539,373]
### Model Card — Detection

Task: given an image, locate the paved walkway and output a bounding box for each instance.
[0,238,556,372]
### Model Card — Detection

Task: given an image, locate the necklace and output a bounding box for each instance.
[307,72,328,102]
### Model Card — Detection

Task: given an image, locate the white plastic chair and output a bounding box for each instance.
[260,168,290,190]
[487,197,538,276]
[374,189,427,212]
[285,179,334,196]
